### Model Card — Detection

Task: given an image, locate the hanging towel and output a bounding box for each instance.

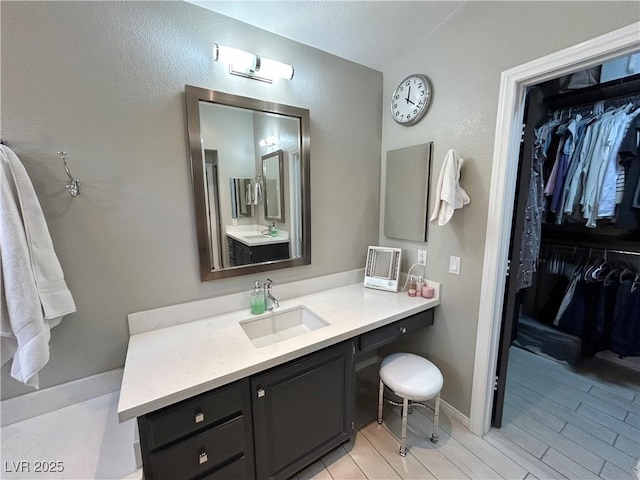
[245,181,253,205]
[253,180,263,205]
[0,145,76,387]
[429,149,470,226]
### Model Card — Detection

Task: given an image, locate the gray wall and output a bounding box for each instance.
[0,1,383,399]
[379,2,639,416]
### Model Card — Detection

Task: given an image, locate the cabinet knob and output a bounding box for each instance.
[195,412,205,423]
[199,452,208,464]
[257,387,265,398]
[399,326,407,334]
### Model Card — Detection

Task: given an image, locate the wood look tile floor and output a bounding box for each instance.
[299,349,639,480]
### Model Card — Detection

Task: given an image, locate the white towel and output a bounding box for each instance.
[429,149,470,226]
[0,145,76,387]
[253,181,263,205]
[245,182,253,205]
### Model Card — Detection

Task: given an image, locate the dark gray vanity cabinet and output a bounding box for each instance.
[137,380,255,480]
[358,308,434,353]
[251,340,355,480]
[227,236,290,267]
[135,308,435,480]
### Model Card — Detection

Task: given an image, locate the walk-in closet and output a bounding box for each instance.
[495,53,640,479]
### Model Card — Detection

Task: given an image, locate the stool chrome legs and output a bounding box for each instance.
[431,394,440,444]
[377,379,384,425]
[400,397,409,456]
[377,380,440,454]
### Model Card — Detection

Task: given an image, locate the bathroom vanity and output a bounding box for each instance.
[118,280,439,480]
[227,236,290,266]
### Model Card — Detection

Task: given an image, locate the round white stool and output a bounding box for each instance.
[378,352,443,456]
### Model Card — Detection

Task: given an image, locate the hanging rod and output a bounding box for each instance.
[544,73,640,111]
[544,242,640,257]
[57,151,81,197]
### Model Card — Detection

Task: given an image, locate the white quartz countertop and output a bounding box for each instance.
[117,282,439,422]
[225,225,289,246]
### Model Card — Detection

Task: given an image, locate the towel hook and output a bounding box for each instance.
[57,151,80,197]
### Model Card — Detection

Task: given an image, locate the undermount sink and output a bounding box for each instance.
[240,306,330,348]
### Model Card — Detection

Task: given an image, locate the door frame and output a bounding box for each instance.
[469,22,640,436]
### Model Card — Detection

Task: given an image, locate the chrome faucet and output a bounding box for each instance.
[264,278,279,311]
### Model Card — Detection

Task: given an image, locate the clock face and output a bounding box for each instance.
[391,74,432,126]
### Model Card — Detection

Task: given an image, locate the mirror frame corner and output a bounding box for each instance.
[184,84,311,281]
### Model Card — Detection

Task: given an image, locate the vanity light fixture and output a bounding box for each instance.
[259,135,278,147]
[213,43,294,83]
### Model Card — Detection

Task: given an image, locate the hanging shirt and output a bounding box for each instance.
[597,107,635,219]
[516,137,546,291]
[615,110,640,228]
[563,118,597,218]
[550,117,580,214]
[580,110,621,227]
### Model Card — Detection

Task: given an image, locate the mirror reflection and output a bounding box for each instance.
[185,85,311,281]
[262,150,285,222]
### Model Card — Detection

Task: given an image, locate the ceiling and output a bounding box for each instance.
[187,1,464,72]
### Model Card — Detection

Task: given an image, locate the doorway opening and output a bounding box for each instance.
[471,23,640,438]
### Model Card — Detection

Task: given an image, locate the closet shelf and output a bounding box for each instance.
[542,233,640,255]
[543,225,640,250]
[544,73,640,111]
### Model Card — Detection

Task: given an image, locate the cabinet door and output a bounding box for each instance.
[251,340,355,480]
[251,243,290,263]
[238,242,251,265]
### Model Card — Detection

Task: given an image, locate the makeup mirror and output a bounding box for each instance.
[364,246,402,292]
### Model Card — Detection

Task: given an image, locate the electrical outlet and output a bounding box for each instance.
[417,249,427,266]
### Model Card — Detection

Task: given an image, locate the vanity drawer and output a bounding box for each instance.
[201,455,247,480]
[359,309,434,352]
[148,415,245,480]
[143,381,242,450]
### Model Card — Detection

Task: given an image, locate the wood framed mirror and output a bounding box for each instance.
[185,85,311,281]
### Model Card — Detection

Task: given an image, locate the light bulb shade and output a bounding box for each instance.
[213,43,294,82]
[266,135,278,146]
[213,43,257,72]
[258,57,294,81]
[259,135,278,147]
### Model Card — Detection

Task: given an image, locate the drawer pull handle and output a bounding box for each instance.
[199,452,208,464]
[399,326,407,334]
[257,388,266,398]
[195,412,205,423]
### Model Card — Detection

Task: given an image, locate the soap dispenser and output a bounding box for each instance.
[251,281,266,314]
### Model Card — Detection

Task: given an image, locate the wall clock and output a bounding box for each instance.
[391,74,433,126]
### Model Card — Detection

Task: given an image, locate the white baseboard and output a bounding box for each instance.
[1,368,123,427]
[120,468,143,480]
[440,398,470,429]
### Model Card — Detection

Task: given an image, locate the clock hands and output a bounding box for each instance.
[405,86,411,104]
